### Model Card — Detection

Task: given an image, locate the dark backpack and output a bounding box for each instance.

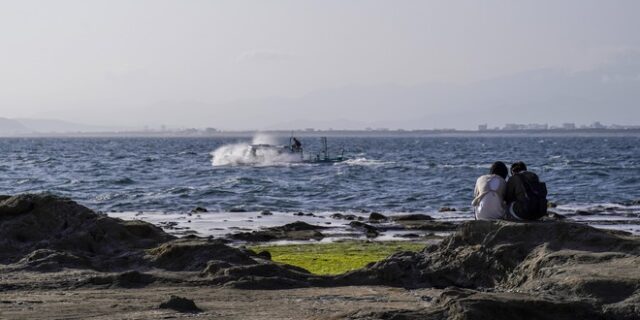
[521,172,548,218]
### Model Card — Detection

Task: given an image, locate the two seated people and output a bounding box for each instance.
[472,161,548,221]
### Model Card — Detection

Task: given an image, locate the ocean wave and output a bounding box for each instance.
[341,157,394,167]
[112,177,136,185]
[16,178,42,185]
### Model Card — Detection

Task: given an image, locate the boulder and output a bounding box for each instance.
[368,212,388,222]
[343,288,603,320]
[349,221,379,238]
[209,263,321,289]
[338,221,640,319]
[336,221,640,310]
[146,238,258,271]
[331,213,363,221]
[390,214,433,221]
[159,295,202,313]
[229,221,326,242]
[0,194,173,270]
[191,206,208,213]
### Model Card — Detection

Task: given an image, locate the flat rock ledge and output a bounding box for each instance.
[1,194,639,319]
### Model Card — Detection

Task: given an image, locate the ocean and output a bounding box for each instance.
[1,134,639,235]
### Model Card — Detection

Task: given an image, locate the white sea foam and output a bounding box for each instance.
[211,134,301,166]
[342,157,393,167]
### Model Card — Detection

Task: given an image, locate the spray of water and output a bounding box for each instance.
[211,134,301,166]
[251,133,279,145]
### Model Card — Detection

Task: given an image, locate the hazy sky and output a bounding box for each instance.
[1,0,639,129]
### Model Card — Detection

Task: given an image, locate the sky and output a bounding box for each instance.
[1,0,639,130]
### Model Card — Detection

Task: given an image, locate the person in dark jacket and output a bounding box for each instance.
[505,161,547,220]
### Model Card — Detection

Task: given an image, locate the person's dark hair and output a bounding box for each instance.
[511,161,527,175]
[490,161,508,179]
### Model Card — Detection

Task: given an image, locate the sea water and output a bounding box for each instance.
[1,134,639,235]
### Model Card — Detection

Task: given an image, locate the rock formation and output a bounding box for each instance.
[1,194,638,319]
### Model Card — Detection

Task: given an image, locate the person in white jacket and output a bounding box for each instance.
[472,161,508,220]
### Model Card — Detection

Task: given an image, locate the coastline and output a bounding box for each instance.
[1,194,638,319]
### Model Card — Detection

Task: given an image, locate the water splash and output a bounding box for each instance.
[211,134,300,166]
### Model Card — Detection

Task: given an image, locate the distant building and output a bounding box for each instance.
[305,128,315,132]
[562,123,576,130]
[503,123,526,130]
[525,123,548,130]
[478,124,488,131]
[590,122,606,129]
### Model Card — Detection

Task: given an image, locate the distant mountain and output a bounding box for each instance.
[0,117,30,134]
[177,52,640,130]
[0,117,128,135]
[15,118,118,133]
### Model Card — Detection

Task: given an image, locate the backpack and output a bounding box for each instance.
[520,173,548,218]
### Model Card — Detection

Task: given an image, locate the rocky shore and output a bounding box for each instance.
[1,194,638,319]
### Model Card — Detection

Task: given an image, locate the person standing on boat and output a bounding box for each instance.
[291,137,302,152]
[472,161,508,220]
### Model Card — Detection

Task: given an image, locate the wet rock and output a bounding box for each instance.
[256,250,271,260]
[271,221,326,231]
[260,210,273,216]
[368,212,387,222]
[159,295,202,313]
[576,210,595,216]
[293,212,316,217]
[393,233,421,239]
[331,213,361,221]
[0,195,35,216]
[622,200,640,206]
[229,207,247,213]
[229,221,326,242]
[547,201,558,208]
[390,214,433,221]
[349,221,379,238]
[438,207,456,212]
[191,206,208,213]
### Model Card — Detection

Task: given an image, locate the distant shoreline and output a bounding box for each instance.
[2,128,640,138]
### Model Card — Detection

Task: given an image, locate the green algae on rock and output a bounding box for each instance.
[250,241,425,275]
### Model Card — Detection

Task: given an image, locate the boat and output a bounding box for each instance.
[304,137,347,163]
[244,136,346,164]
